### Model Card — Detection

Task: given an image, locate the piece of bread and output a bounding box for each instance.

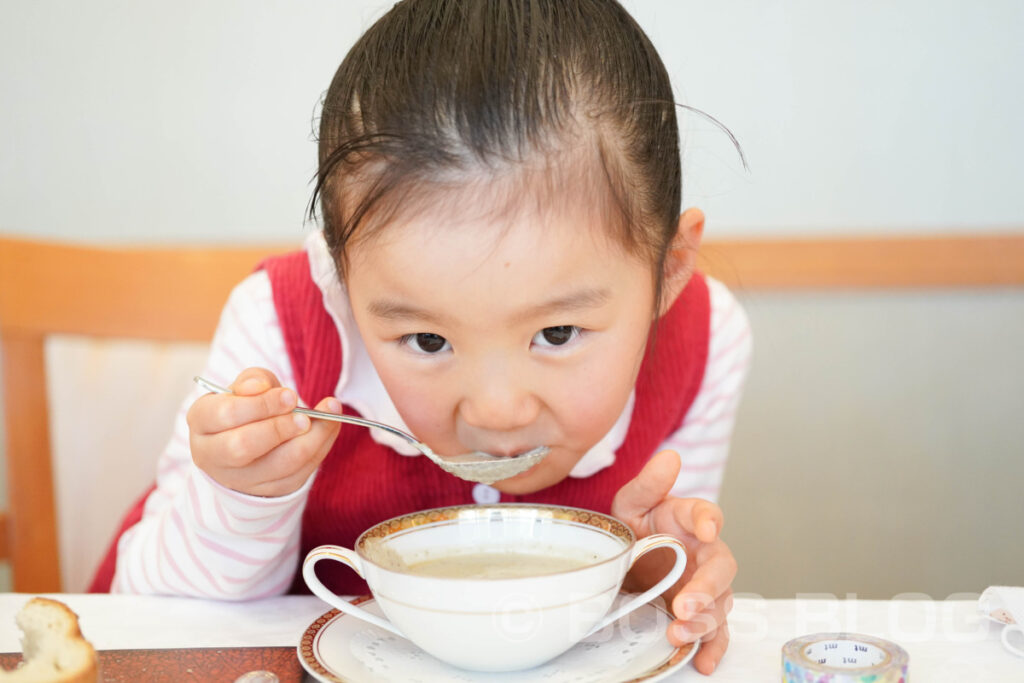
[0,598,98,682]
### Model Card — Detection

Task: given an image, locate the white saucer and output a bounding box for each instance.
[298,593,698,682]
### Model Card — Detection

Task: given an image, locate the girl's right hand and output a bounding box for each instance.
[186,367,342,497]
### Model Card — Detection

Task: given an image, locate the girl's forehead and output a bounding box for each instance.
[356,156,635,253]
[364,187,624,262]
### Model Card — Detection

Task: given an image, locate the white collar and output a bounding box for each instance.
[304,231,631,478]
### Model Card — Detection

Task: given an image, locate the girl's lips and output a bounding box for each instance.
[490,447,542,459]
[471,440,552,459]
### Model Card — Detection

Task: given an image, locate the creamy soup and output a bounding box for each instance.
[406,550,595,579]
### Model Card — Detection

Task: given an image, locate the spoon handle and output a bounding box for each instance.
[193,376,425,449]
[292,406,421,444]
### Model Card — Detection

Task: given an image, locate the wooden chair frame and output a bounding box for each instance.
[1,231,1020,592]
[0,237,287,592]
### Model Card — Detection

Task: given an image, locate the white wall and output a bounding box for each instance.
[1,2,1022,597]
[721,289,1024,599]
[633,0,1024,233]
[2,1,1022,242]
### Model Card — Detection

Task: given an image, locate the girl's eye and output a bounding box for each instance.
[401,332,451,354]
[533,325,581,348]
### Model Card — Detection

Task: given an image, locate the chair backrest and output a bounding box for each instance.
[4,232,1020,595]
[0,236,289,592]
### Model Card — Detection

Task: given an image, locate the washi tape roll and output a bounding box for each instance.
[782,632,908,682]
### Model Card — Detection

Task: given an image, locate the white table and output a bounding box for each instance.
[1,593,1020,680]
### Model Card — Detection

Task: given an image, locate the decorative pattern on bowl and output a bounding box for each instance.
[356,503,634,550]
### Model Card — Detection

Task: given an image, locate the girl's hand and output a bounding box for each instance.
[187,367,341,497]
[611,449,737,675]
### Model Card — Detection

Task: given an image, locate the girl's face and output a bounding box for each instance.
[344,195,659,495]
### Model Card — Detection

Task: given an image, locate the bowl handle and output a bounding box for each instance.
[585,533,687,636]
[302,545,404,637]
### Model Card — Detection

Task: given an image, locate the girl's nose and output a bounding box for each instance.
[458,363,540,433]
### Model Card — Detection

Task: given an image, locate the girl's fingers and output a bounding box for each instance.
[188,367,290,434]
[651,496,724,544]
[195,409,310,469]
[208,431,322,496]
[670,588,733,642]
[240,459,321,498]
[689,499,724,542]
[306,395,344,454]
[666,593,731,674]
[214,396,342,495]
[611,449,681,528]
[692,621,730,675]
[231,367,281,394]
[190,387,299,434]
[671,548,737,620]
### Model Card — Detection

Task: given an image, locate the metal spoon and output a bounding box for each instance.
[193,376,548,484]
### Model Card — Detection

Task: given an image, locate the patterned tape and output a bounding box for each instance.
[782,632,908,683]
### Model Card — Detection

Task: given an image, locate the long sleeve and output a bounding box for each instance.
[661,278,752,503]
[111,271,310,598]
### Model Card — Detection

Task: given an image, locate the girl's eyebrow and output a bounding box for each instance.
[366,288,611,326]
[366,300,450,326]
[514,287,611,323]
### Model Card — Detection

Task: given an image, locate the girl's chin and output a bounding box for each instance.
[488,474,549,495]
[487,454,576,495]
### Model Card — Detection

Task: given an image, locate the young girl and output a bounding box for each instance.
[94,0,750,674]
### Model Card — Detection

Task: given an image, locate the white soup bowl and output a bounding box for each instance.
[303,504,686,672]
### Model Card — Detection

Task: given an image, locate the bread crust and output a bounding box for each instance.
[0,597,98,683]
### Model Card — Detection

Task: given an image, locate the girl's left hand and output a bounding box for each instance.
[611,449,737,676]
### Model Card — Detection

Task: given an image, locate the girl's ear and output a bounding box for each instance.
[658,207,705,317]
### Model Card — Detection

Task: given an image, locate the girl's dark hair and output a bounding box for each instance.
[311,0,683,305]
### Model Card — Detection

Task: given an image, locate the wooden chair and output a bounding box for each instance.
[0,236,289,592]
[4,231,1020,594]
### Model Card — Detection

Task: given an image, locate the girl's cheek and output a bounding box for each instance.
[385,377,452,432]
[397,400,441,432]
[554,366,635,433]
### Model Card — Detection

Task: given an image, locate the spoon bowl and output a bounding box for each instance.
[193,376,548,484]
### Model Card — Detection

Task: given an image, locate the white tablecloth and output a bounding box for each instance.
[1,593,1020,680]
